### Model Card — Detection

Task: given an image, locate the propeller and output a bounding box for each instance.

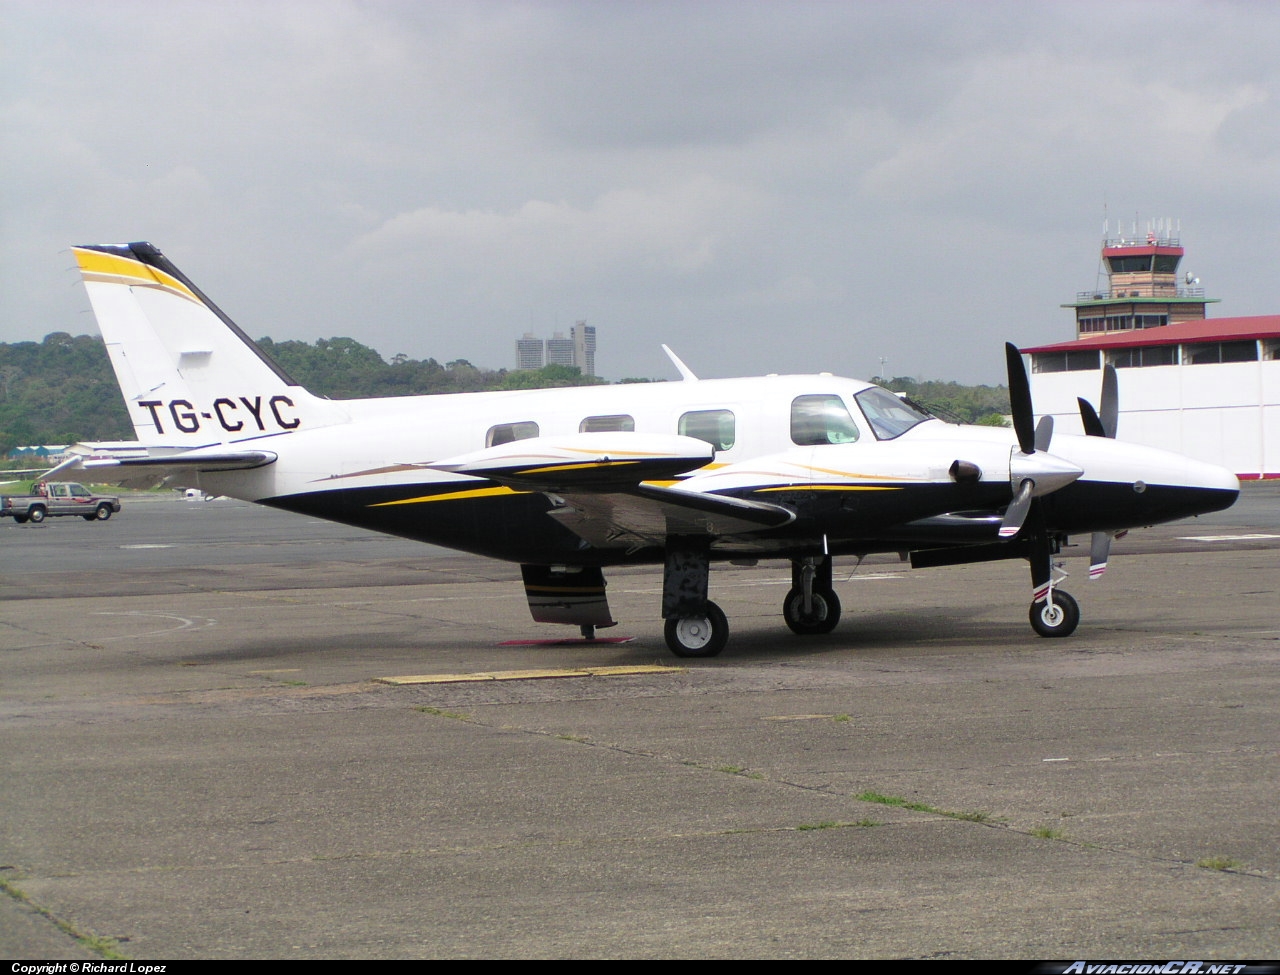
[1077,364,1118,439]
[1000,344,1083,604]
[1076,364,1121,577]
[999,345,1081,540]
[1006,342,1035,455]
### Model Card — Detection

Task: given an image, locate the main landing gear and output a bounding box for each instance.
[782,556,840,635]
[660,545,843,657]
[661,540,730,657]
[664,602,729,658]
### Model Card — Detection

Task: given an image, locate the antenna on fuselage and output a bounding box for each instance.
[662,344,699,382]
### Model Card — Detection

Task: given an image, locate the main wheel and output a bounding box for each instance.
[27,505,46,524]
[783,587,841,635]
[94,504,113,521]
[664,601,729,657]
[1029,590,1080,638]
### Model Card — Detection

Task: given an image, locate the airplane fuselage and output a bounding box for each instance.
[67,241,1240,654]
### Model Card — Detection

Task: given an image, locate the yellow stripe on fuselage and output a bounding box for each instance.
[370,485,528,507]
[754,484,901,493]
[515,460,642,475]
[72,247,201,304]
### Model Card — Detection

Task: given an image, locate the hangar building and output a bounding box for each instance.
[1024,233,1280,480]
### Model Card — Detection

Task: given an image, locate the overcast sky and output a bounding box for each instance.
[3,1,1278,384]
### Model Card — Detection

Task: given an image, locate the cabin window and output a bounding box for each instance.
[854,386,931,441]
[790,395,860,446]
[486,421,539,447]
[579,414,635,433]
[679,409,736,451]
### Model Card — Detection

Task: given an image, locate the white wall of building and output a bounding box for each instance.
[1030,358,1279,478]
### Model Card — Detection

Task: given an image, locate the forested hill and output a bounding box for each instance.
[1,333,1008,456]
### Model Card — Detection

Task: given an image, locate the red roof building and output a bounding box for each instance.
[1023,235,1280,479]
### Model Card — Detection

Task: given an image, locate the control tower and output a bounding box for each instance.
[1063,230,1218,338]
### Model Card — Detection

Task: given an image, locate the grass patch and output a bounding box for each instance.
[1196,856,1242,871]
[856,790,996,823]
[413,706,471,721]
[0,875,127,959]
[1031,826,1066,840]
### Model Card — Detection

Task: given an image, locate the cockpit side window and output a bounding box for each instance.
[790,395,860,445]
[853,386,931,440]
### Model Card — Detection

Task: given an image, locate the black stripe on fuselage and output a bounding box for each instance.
[261,478,1016,566]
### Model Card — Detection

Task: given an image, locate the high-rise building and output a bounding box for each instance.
[516,324,599,374]
[572,321,596,377]
[516,332,544,370]
[545,332,575,368]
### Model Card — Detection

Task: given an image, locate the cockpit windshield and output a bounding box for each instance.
[853,386,933,440]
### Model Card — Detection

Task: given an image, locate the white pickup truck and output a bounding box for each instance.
[0,482,122,523]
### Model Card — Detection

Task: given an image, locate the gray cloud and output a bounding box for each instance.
[4,0,1280,384]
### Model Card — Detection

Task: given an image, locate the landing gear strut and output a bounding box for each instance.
[1026,526,1080,638]
[783,556,840,635]
[661,538,729,657]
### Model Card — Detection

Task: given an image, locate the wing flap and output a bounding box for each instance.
[548,484,795,549]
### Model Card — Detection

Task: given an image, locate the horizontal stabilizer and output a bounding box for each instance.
[60,447,276,490]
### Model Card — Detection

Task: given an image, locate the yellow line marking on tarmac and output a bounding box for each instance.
[377,664,681,685]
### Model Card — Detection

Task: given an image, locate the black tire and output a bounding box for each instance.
[1029,590,1080,638]
[783,587,841,635]
[94,504,112,521]
[664,600,729,658]
[28,505,46,524]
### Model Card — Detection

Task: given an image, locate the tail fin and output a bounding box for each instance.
[72,242,348,447]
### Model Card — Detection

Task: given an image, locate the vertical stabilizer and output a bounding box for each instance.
[72,243,348,447]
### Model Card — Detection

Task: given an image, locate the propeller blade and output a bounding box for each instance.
[1005,342,1035,455]
[1078,397,1106,437]
[1089,532,1112,580]
[999,478,1034,539]
[1034,414,1054,452]
[1099,364,1118,438]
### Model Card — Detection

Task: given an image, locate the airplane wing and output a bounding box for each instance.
[424,432,794,549]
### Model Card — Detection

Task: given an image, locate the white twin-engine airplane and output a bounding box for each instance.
[60,242,1238,657]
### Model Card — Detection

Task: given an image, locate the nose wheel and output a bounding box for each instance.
[1029,590,1079,637]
